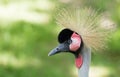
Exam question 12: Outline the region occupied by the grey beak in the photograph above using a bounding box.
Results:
[48,43,69,56]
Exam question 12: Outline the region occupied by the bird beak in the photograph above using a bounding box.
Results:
[48,42,69,56]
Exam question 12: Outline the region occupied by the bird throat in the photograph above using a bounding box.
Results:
[78,45,91,77]
[75,54,83,68]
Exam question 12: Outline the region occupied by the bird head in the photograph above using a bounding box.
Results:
[48,7,112,75]
[48,28,83,68]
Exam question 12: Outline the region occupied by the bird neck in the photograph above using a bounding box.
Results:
[78,45,91,77]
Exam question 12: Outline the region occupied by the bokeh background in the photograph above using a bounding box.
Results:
[0,0,119,77]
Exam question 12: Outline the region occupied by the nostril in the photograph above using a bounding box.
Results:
[56,48,59,51]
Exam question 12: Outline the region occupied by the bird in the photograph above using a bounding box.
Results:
[48,7,112,77]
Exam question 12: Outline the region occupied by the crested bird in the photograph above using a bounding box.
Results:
[48,7,112,77]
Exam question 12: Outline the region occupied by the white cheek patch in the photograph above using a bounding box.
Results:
[70,37,81,51]
[72,38,79,44]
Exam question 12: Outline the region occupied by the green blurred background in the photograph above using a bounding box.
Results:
[0,0,119,77]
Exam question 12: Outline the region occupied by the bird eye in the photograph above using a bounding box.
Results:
[68,39,72,44]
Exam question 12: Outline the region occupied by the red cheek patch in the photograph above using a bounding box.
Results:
[70,32,81,51]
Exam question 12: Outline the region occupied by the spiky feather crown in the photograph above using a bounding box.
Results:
[56,7,112,51]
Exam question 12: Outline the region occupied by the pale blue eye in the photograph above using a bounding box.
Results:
[68,39,72,44]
